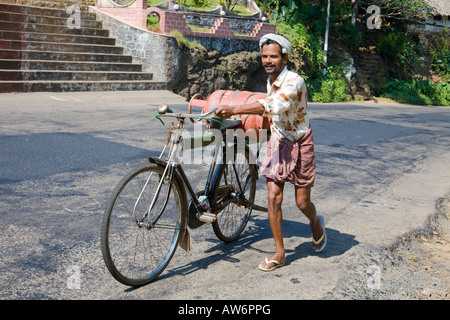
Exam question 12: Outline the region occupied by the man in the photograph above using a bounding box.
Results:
[215,33,326,272]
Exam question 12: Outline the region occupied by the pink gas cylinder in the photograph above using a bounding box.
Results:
[188,90,271,135]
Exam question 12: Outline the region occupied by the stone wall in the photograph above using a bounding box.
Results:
[184,35,260,55]
[173,48,267,100]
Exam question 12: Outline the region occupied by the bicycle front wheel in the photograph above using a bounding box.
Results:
[101,164,186,287]
[211,146,257,242]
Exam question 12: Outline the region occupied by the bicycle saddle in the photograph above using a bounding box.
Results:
[208,117,242,132]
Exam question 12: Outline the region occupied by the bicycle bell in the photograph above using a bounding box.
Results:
[158,104,169,114]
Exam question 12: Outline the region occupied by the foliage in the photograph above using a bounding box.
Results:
[218,0,236,11]
[381,78,450,106]
[335,19,362,48]
[275,22,324,77]
[253,0,447,105]
[378,31,424,80]
[427,27,450,78]
[147,13,160,31]
[310,66,349,102]
[359,0,429,24]
[378,30,449,105]
[255,0,357,101]
[192,0,211,8]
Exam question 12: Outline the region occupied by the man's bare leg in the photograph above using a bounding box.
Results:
[295,186,324,250]
[259,179,286,269]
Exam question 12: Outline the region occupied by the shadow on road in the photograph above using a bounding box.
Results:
[159,215,358,281]
[0,132,158,184]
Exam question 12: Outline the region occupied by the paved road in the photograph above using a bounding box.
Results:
[1,91,449,302]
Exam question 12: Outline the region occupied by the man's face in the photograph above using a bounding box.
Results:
[261,43,288,79]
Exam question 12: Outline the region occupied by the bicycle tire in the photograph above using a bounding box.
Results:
[211,145,257,242]
[101,164,187,286]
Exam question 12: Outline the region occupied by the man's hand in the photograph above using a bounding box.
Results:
[215,102,264,118]
[215,105,235,119]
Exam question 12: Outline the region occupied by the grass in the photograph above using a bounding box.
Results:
[187,25,211,32]
[169,30,206,51]
[147,14,160,31]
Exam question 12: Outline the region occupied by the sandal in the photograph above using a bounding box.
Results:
[258,258,285,272]
[312,215,327,253]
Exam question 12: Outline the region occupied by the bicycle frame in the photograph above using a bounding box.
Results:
[156,121,246,211]
[136,109,222,226]
[136,107,266,229]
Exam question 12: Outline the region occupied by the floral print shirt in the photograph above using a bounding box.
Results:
[258,66,310,142]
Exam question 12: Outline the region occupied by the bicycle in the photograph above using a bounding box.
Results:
[101,104,267,287]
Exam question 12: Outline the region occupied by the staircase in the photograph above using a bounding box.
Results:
[353,28,386,98]
[0,0,166,93]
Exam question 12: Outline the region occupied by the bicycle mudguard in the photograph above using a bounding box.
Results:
[148,156,167,167]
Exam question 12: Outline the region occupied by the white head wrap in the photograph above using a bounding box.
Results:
[259,33,292,54]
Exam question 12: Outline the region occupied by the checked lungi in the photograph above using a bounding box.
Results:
[260,127,315,188]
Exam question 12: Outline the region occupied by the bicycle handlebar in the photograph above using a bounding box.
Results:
[155,107,224,126]
[158,107,217,118]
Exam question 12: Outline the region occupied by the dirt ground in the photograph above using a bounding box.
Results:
[389,197,450,300]
[326,195,450,300]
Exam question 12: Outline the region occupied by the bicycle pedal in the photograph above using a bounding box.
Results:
[197,212,217,223]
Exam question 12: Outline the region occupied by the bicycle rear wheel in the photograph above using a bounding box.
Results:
[211,146,257,242]
[101,164,186,286]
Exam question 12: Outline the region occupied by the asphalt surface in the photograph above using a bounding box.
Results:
[0,90,449,302]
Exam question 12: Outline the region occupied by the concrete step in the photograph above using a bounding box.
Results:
[0,3,96,20]
[0,30,116,45]
[0,1,165,93]
[0,40,123,54]
[0,80,167,92]
[0,20,109,37]
[0,11,103,28]
[0,69,154,81]
[0,59,142,72]
[15,0,95,10]
[0,49,133,63]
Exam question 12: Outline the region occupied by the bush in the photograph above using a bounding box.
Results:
[276,22,324,76]
[435,81,450,106]
[310,66,349,103]
[337,19,362,48]
[381,78,450,106]
[428,28,450,78]
[378,31,424,79]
